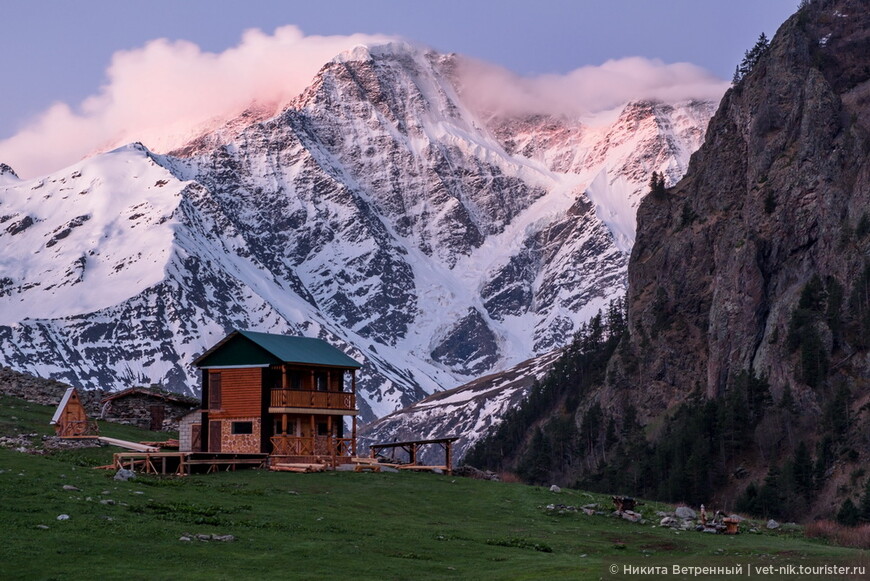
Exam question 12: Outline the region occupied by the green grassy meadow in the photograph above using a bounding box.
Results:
[0,395,866,580]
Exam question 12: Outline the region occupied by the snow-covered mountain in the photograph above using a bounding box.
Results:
[0,43,715,422]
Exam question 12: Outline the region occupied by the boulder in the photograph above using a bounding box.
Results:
[113,468,136,481]
[675,506,697,519]
[621,510,642,522]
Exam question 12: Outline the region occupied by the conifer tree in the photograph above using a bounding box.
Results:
[649,171,666,197]
[733,33,770,84]
[756,465,785,519]
[791,441,815,499]
[837,498,860,527]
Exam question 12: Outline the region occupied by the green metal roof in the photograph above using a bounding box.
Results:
[194,330,363,369]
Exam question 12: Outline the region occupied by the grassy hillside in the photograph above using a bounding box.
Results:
[0,395,866,580]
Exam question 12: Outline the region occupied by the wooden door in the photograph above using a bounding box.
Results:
[208,421,222,453]
[149,405,165,431]
[191,424,202,451]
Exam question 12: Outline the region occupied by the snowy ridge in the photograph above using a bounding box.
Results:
[360,350,562,462]
[0,144,184,324]
[0,43,714,425]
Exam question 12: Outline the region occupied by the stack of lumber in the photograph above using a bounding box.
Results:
[139,439,180,448]
[98,437,159,452]
[351,457,381,472]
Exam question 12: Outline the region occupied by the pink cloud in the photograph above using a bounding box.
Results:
[456,56,729,119]
[0,26,393,178]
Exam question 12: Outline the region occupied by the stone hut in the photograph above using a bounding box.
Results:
[100,387,198,431]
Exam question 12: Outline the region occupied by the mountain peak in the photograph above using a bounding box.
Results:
[331,41,424,65]
[0,163,19,180]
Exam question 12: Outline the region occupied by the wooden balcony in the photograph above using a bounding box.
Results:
[269,389,355,411]
[270,435,354,458]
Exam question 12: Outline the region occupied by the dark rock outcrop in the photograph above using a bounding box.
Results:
[598,0,870,509]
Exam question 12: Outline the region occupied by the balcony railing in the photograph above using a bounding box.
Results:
[270,435,354,458]
[270,389,355,410]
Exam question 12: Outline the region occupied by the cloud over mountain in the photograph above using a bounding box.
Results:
[0,26,393,178]
[456,56,729,120]
[0,27,727,178]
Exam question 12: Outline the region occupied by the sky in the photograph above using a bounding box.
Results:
[0,0,800,178]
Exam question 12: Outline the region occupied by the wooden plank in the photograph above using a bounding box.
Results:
[354,464,380,472]
[98,437,159,452]
[269,462,326,473]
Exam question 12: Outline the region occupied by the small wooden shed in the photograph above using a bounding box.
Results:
[51,387,98,437]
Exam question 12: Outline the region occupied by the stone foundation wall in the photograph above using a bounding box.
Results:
[220,417,261,454]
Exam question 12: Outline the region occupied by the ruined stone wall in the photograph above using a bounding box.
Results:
[102,393,196,431]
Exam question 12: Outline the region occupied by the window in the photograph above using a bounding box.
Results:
[208,373,221,409]
[315,372,328,391]
[231,421,253,435]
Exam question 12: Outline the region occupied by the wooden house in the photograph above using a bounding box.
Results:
[192,330,363,465]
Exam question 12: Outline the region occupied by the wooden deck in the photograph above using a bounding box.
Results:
[368,437,459,475]
[112,452,268,476]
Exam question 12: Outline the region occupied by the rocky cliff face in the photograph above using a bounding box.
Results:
[0,43,714,423]
[606,0,870,418]
[452,2,870,519]
[598,0,870,498]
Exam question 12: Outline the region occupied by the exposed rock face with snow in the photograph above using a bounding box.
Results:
[0,43,714,422]
[0,164,18,180]
[604,0,870,422]
[361,350,561,461]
